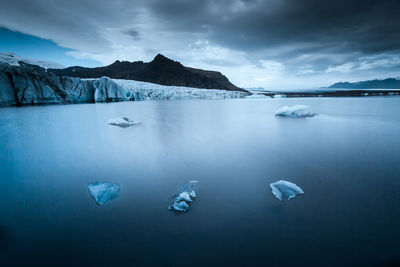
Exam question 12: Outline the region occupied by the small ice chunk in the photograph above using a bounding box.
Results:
[175,192,192,203]
[169,180,198,212]
[168,201,189,212]
[275,105,316,118]
[246,94,268,99]
[273,94,286,98]
[270,180,304,201]
[88,182,120,205]
[108,117,140,128]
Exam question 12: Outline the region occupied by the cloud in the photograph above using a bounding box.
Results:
[0,0,399,88]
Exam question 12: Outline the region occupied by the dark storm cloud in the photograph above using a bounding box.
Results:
[147,0,400,55]
[0,0,399,87]
[124,29,140,40]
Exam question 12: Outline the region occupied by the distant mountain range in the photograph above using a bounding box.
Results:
[49,54,244,92]
[0,52,65,69]
[329,78,400,89]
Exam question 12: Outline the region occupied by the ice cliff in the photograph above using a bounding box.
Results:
[113,79,248,101]
[0,62,130,107]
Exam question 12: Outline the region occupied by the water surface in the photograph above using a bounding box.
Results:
[0,97,400,266]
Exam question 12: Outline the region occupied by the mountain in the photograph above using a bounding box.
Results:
[329,78,400,89]
[49,54,245,92]
[0,52,65,69]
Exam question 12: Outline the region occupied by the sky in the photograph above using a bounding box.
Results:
[0,0,399,89]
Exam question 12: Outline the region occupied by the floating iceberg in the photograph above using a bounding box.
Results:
[108,117,140,128]
[273,94,286,98]
[175,192,192,203]
[168,180,198,212]
[170,201,190,212]
[88,182,120,205]
[269,180,304,201]
[275,105,317,118]
[245,93,269,99]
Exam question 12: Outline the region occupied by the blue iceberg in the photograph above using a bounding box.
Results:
[270,180,304,201]
[168,180,198,212]
[275,105,317,118]
[88,182,120,205]
[170,201,190,212]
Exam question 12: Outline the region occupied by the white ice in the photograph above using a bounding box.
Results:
[275,105,317,118]
[273,94,286,98]
[245,94,269,99]
[269,180,304,201]
[168,201,189,212]
[88,182,120,205]
[168,180,198,212]
[113,79,248,101]
[108,117,140,128]
[0,52,65,69]
[175,192,192,203]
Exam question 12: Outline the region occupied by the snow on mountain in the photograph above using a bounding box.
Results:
[0,52,65,69]
[112,79,249,101]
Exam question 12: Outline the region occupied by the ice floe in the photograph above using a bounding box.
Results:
[88,182,120,205]
[168,180,198,212]
[108,117,140,128]
[245,93,269,99]
[273,94,286,98]
[275,105,317,118]
[269,180,304,201]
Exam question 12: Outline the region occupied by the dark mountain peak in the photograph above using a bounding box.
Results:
[49,54,245,92]
[153,53,169,62]
[151,54,183,66]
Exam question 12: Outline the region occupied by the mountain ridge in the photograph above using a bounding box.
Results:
[49,54,245,92]
[329,78,400,89]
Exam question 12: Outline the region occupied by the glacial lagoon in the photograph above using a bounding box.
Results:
[0,97,400,265]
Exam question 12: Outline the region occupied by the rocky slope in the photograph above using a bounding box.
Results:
[49,54,245,92]
[0,62,131,107]
[329,78,400,89]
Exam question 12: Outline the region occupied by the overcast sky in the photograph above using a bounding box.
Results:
[0,0,399,89]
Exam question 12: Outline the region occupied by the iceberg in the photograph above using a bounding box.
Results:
[169,201,189,212]
[269,180,304,201]
[108,117,140,128]
[175,192,192,203]
[275,105,317,118]
[88,182,120,205]
[168,180,198,212]
[245,93,269,99]
[273,94,286,98]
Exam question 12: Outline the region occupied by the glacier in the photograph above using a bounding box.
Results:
[275,105,317,118]
[108,117,140,128]
[0,60,248,107]
[270,180,304,201]
[88,182,120,205]
[113,79,248,101]
[168,180,198,212]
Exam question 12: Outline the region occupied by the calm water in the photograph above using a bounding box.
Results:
[0,97,400,266]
